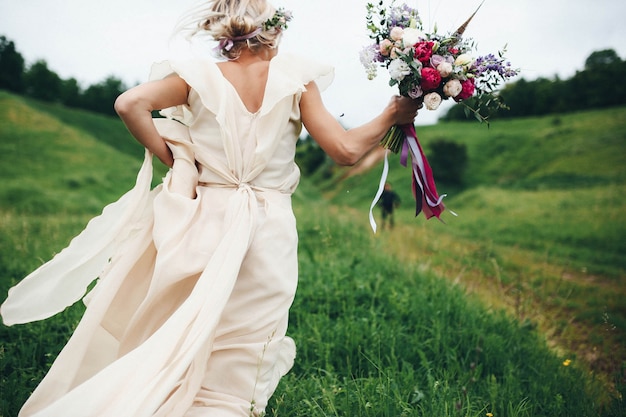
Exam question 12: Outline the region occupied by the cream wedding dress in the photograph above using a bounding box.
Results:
[1,53,333,417]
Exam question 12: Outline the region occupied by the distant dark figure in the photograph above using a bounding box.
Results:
[380,182,400,229]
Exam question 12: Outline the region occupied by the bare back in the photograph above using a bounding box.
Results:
[216,58,271,114]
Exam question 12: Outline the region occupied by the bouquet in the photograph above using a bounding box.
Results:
[361,1,519,230]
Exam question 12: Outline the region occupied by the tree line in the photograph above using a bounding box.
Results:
[0,35,126,116]
[1,35,625,121]
[443,49,626,121]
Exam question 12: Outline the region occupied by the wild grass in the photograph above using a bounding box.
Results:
[0,91,624,415]
[268,205,617,416]
[320,106,626,412]
[0,92,142,416]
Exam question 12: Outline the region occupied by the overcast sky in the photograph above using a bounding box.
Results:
[1,0,625,126]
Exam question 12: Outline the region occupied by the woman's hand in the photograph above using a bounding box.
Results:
[385,95,423,126]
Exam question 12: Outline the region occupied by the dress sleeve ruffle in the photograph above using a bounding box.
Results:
[261,53,334,117]
[275,52,335,92]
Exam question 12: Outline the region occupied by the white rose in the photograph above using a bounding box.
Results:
[402,27,425,47]
[388,59,411,81]
[437,62,453,78]
[443,79,463,97]
[454,53,474,68]
[423,92,442,110]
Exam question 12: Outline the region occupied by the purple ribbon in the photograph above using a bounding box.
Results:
[214,27,262,53]
[400,139,409,167]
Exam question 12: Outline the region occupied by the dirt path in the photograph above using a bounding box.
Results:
[374,219,625,403]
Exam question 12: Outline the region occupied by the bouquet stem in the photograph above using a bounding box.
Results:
[380,125,407,154]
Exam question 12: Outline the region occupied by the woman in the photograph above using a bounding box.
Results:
[1,1,421,415]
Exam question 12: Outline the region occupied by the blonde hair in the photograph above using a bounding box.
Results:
[176,0,282,60]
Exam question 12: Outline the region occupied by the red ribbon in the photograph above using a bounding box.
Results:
[399,124,446,220]
[369,124,449,232]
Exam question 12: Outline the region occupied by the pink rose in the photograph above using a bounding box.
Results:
[420,67,442,91]
[437,62,453,78]
[379,39,393,56]
[455,78,475,101]
[443,79,463,97]
[423,92,442,110]
[414,41,434,63]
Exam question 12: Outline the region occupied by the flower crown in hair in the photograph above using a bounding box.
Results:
[263,7,293,31]
[214,8,293,54]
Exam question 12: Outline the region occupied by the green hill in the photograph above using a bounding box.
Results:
[0,91,624,416]
[0,93,140,214]
[328,108,626,276]
[322,107,626,406]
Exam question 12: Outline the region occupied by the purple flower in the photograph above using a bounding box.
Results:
[408,84,424,99]
[388,4,421,29]
[473,54,519,80]
[430,54,445,68]
[360,44,383,80]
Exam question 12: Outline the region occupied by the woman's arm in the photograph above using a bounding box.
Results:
[300,81,422,166]
[114,75,190,167]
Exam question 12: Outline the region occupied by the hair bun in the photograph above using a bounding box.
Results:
[176,0,287,60]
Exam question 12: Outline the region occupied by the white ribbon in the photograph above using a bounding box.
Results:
[368,149,391,233]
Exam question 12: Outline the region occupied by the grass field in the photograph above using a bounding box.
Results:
[0,91,624,415]
[326,107,626,392]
